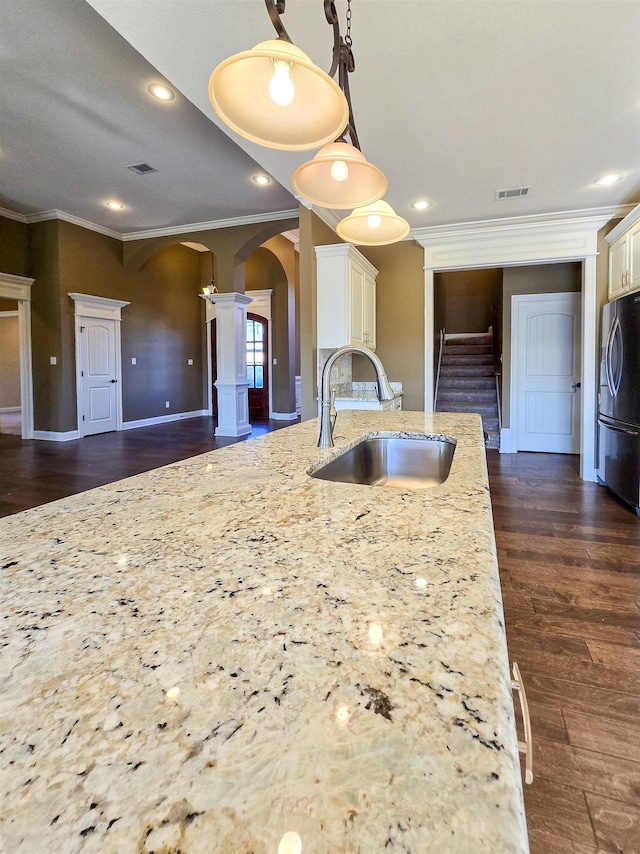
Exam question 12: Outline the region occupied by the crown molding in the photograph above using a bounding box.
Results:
[0,206,28,223]
[281,229,300,252]
[410,204,633,243]
[2,202,633,248]
[0,205,299,242]
[25,209,123,239]
[604,202,640,244]
[120,209,300,242]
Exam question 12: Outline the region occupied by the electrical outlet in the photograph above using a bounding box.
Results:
[131,357,137,365]
[273,358,277,365]
[165,401,170,408]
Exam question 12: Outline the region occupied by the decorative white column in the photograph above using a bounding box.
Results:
[207,292,253,437]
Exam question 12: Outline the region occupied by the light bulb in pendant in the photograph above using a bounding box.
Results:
[269,60,294,106]
[367,215,382,228]
[330,159,349,182]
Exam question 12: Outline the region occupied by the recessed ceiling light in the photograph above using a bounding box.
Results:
[411,199,432,211]
[252,174,271,185]
[148,83,175,101]
[106,200,124,210]
[594,173,623,187]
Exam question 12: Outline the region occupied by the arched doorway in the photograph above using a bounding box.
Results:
[246,313,269,421]
[209,309,270,422]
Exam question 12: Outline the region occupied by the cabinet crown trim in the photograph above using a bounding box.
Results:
[605,203,640,245]
[314,243,379,277]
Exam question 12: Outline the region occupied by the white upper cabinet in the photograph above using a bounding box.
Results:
[606,204,640,300]
[316,244,378,350]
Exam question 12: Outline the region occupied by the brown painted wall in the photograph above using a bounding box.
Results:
[434,269,502,335]
[0,313,20,408]
[501,262,581,428]
[58,221,204,424]
[0,216,29,277]
[299,208,343,419]
[359,241,426,411]
[29,220,67,431]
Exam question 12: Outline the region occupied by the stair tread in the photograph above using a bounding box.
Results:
[438,389,497,398]
[445,335,492,345]
[439,379,495,389]
[444,345,493,355]
[439,367,494,376]
[437,402,499,416]
[442,355,494,363]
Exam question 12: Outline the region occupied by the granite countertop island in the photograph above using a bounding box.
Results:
[0,411,528,853]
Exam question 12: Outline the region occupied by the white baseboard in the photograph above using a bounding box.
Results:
[122,409,208,431]
[499,427,517,453]
[32,429,81,442]
[0,406,21,413]
[271,411,298,421]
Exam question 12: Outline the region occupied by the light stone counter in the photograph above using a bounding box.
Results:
[0,411,528,853]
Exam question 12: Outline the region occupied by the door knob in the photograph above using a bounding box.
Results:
[110,379,117,383]
[571,382,581,392]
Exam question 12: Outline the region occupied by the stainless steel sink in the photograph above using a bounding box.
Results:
[310,433,455,489]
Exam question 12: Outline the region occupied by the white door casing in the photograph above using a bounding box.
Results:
[0,272,34,439]
[416,208,625,481]
[69,293,129,437]
[513,293,581,454]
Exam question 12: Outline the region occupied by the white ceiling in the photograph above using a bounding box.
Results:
[2,0,639,236]
[0,0,296,233]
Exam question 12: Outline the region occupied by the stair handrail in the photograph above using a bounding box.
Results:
[434,328,445,408]
[489,325,502,432]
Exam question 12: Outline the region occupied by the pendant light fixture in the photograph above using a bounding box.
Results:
[292,2,387,209]
[208,1,348,151]
[337,200,410,246]
[203,253,218,296]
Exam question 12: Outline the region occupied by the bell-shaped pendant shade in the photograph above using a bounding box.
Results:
[337,200,411,246]
[292,141,388,209]
[209,39,349,151]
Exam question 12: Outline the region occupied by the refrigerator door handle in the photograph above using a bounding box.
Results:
[613,318,624,396]
[598,418,639,437]
[604,318,615,397]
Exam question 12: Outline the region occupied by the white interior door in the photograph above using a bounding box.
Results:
[80,318,118,435]
[514,293,581,454]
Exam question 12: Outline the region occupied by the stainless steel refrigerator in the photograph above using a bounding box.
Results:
[598,291,640,514]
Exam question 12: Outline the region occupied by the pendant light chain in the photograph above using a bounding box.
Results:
[345,0,352,47]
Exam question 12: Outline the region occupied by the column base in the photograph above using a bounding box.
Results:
[214,382,251,437]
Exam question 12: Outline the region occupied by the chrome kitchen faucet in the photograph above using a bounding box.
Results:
[317,345,395,448]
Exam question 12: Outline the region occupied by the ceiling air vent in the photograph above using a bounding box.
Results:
[495,186,531,200]
[127,162,157,175]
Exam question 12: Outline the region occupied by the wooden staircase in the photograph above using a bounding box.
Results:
[436,333,500,449]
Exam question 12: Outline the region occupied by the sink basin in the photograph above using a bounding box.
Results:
[310,433,455,489]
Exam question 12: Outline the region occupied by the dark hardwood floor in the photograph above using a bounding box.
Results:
[1,420,639,852]
[489,451,640,854]
[0,416,296,517]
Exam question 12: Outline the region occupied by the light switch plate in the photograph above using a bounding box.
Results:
[188,358,193,365]
[131,357,137,365]
[49,356,57,365]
